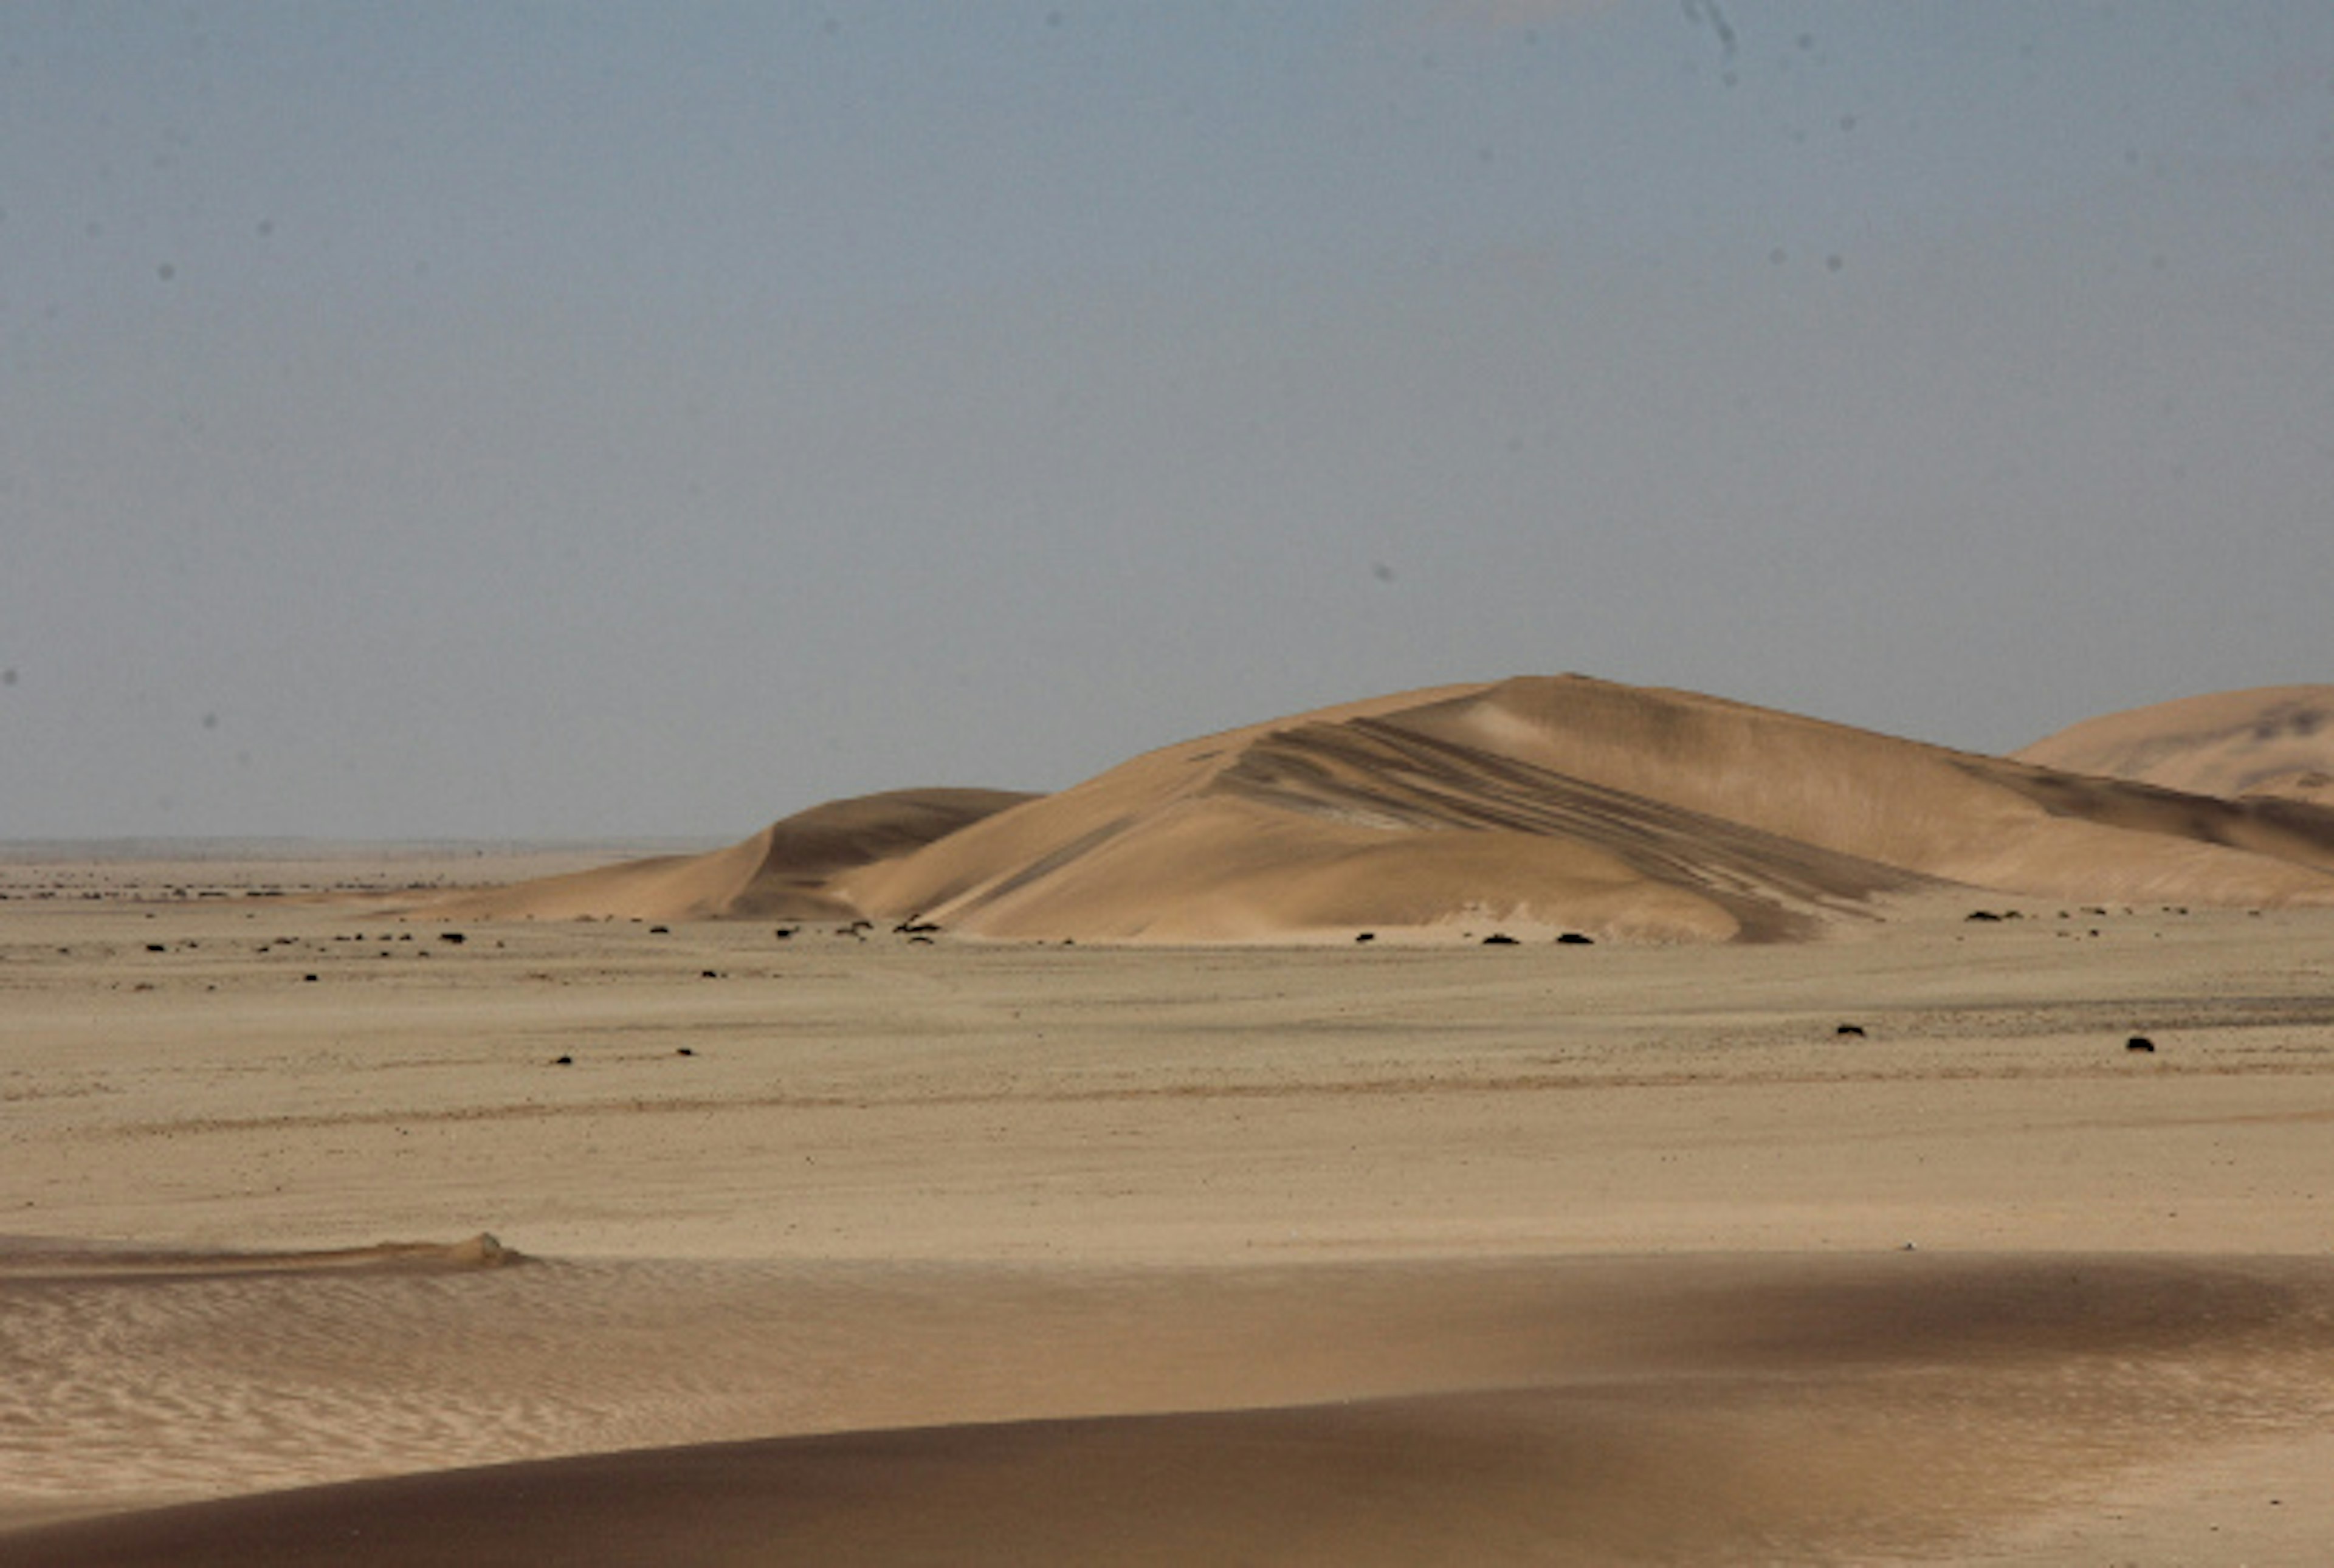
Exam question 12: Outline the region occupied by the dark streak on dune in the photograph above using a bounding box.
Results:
[0,1234,519,1284]
[1220,717,1936,940]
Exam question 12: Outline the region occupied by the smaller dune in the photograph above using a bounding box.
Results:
[414,788,1033,923]
[2016,685,2334,803]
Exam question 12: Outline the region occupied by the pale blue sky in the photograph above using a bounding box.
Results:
[5,2,2331,837]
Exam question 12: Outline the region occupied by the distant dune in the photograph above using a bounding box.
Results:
[2015,684,2334,807]
[419,788,1034,923]
[418,677,2334,942]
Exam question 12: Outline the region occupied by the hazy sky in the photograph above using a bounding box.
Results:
[5,2,2331,839]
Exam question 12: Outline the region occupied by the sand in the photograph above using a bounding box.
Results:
[2016,683,2334,805]
[5,847,2334,1563]
[413,677,2334,943]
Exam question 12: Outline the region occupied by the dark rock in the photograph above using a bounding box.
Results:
[2126,1036,2156,1053]
[1481,933,1518,946]
[1836,1023,1865,1037]
[1555,932,1595,945]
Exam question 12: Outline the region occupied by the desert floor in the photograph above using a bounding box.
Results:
[4,851,2333,1563]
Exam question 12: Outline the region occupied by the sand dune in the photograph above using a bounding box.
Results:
[403,678,2334,943]
[9,1253,2332,1566]
[416,788,1033,923]
[840,675,2334,942]
[2016,683,2334,806]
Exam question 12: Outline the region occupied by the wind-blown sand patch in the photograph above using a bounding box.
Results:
[5,1253,2332,1565]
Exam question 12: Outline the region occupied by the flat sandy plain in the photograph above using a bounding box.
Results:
[5,850,2334,1564]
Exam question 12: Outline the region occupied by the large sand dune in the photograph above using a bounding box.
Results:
[841,675,2334,942]
[417,676,2334,944]
[2016,683,2334,806]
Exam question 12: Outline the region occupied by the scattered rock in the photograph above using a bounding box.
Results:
[774,927,797,940]
[1964,910,2002,923]
[1482,933,1518,946]
[553,1054,573,1066]
[1836,1023,1866,1037]
[303,973,318,983]
[676,1047,694,1057]
[700,969,721,980]
[1355,932,1376,943]
[895,918,941,935]
[2126,1036,2157,1053]
[439,931,466,944]
[650,925,671,935]
[1555,932,1595,946]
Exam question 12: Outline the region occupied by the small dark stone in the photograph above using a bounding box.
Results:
[553,1054,573,1065]
[1482,933,1518,946]
[146,943,166,953]
[1355,932,1376,943]
[303,973,318,983]
[439,931,466,944]
[676,1047,694,1057]
[1965,910,2002,923]
[774,927,796,940]
[2126,1036,2156,1053]
[650,925,671,935]
[1555,932,1595,945]
[700,969,720,979]
[1836,1023,1865,1037]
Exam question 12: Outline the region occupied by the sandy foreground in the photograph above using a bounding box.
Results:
[4,851,2333,1563]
